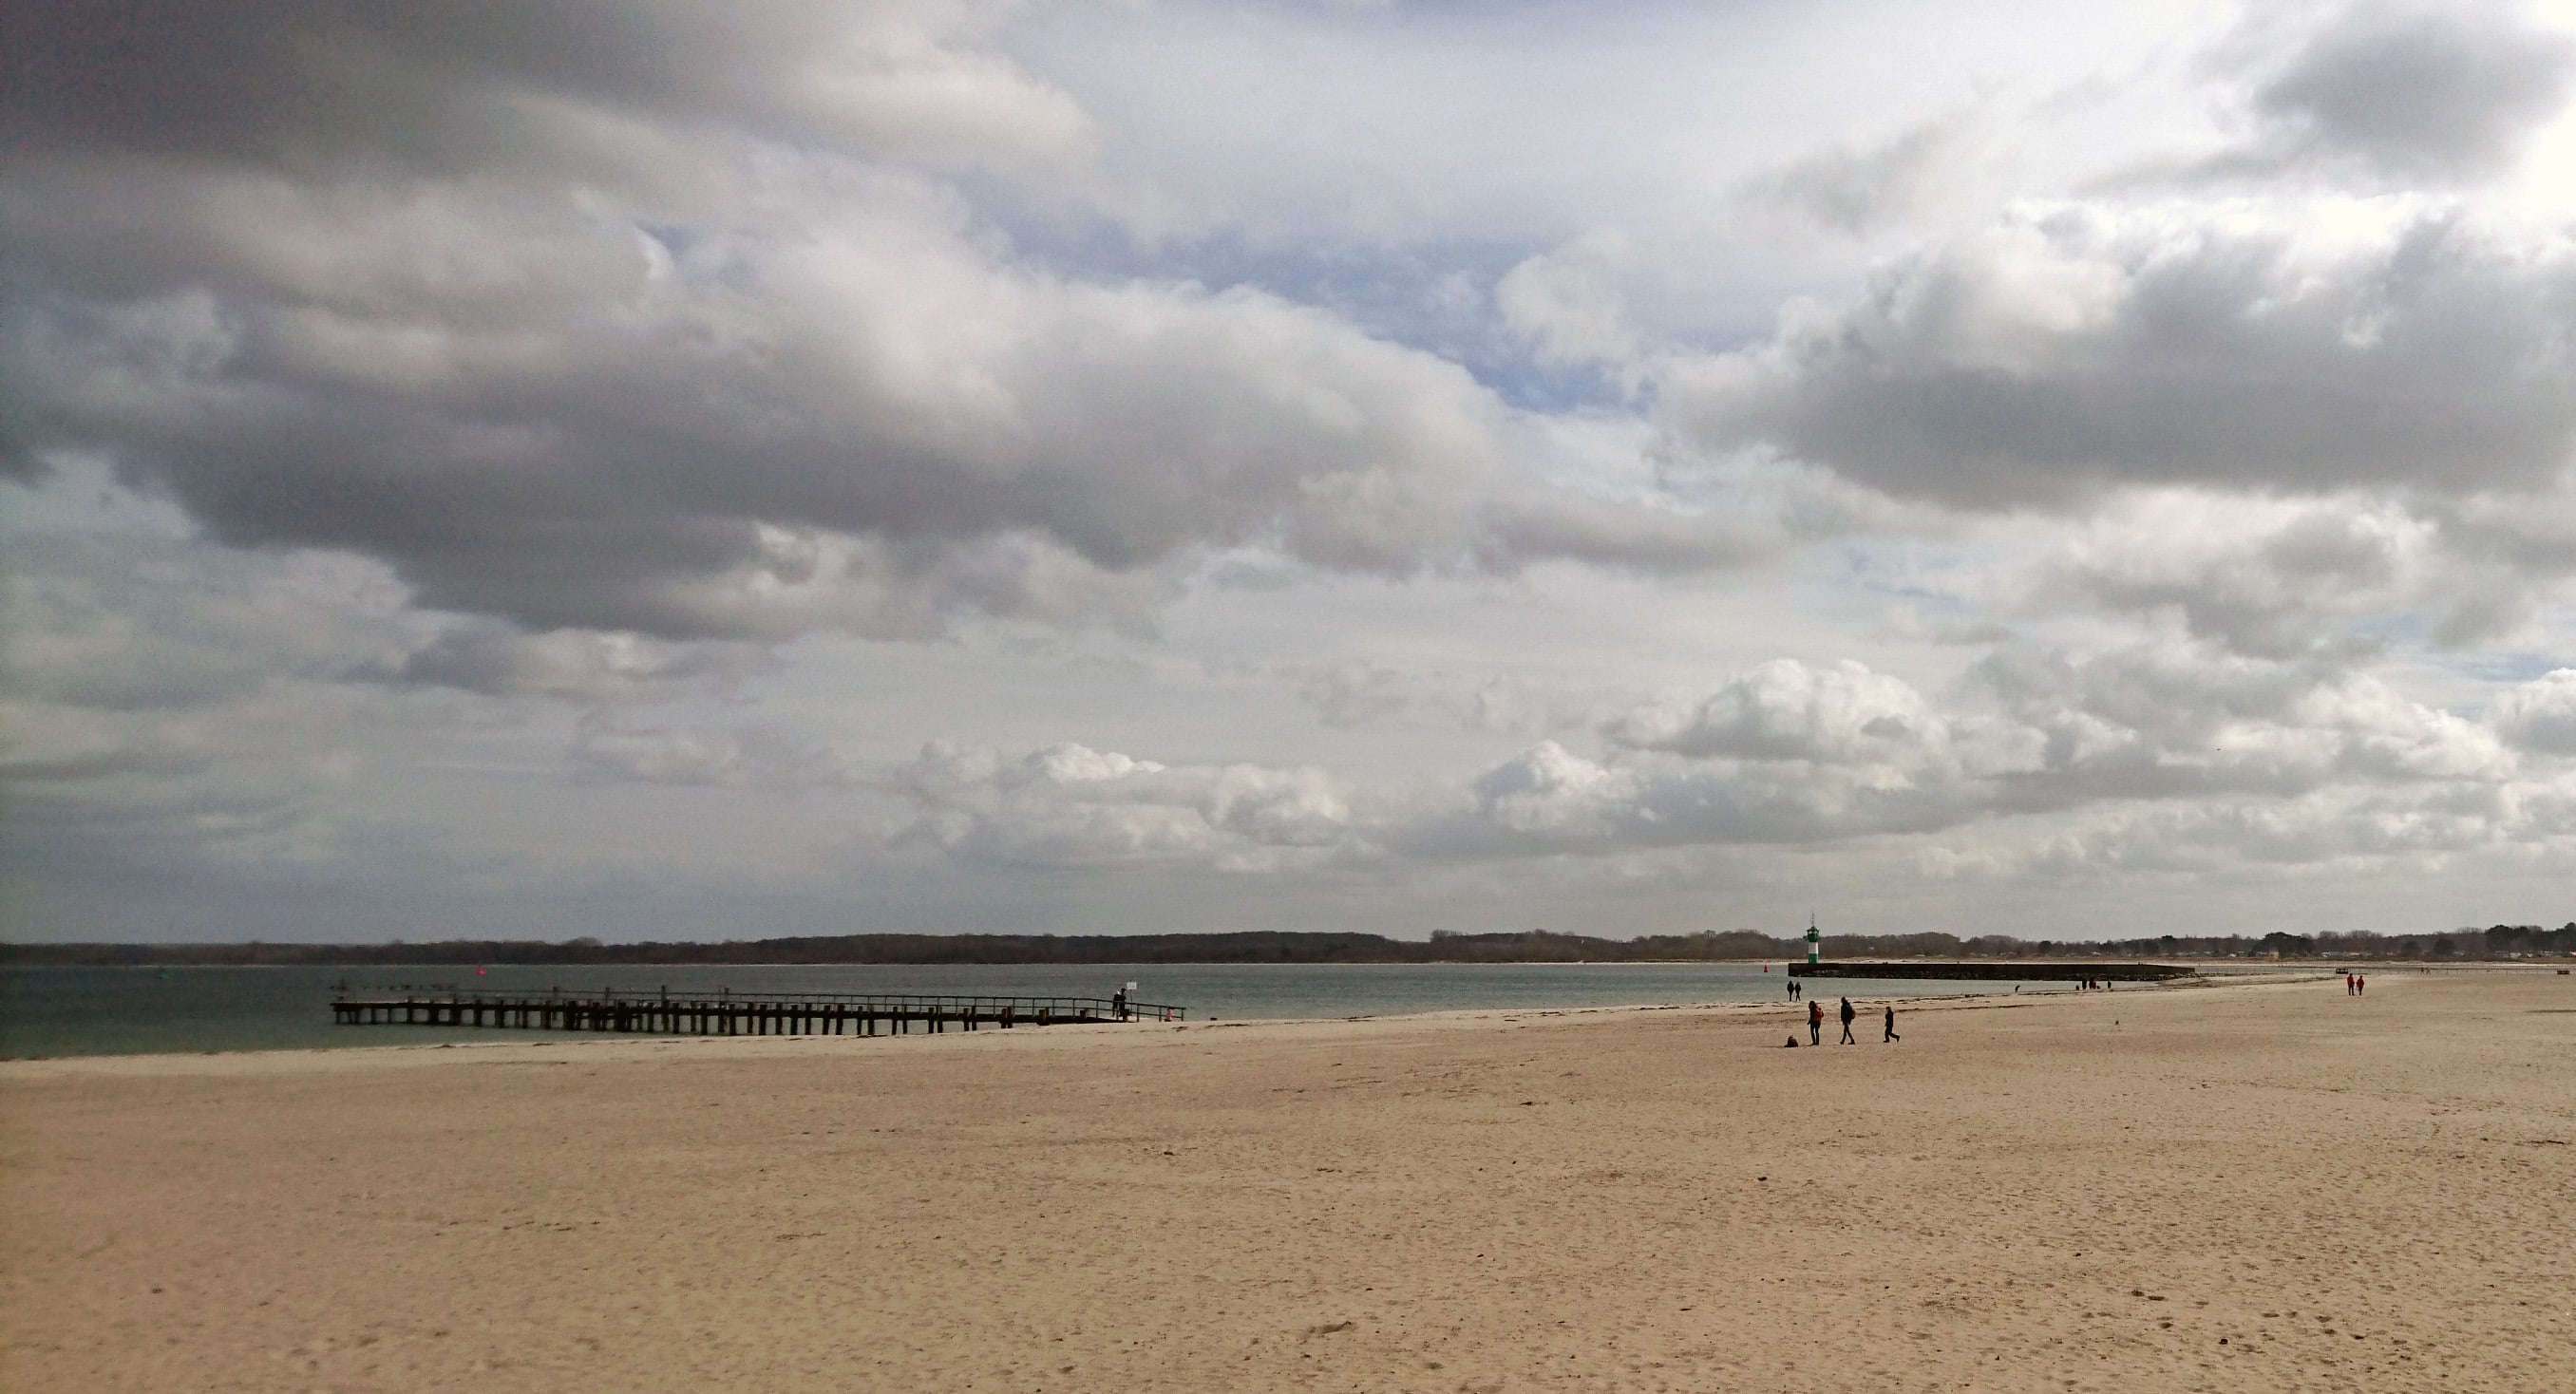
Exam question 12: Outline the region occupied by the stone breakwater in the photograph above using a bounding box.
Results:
[1791,960,2195,981]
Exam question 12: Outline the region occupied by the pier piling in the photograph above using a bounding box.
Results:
[331,989,1184,1038]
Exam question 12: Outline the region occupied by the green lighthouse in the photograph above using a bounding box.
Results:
[1805,914,1820,967]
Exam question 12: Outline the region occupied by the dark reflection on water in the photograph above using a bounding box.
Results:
[3,961,2093,1059]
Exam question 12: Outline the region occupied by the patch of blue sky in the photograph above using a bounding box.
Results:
[2352,616,2572,684]
[976,200,1638,413]
[2352,612,2431,649]
[2448,651,2567,684]
[635,221,694,259]
[1832,545,1968,605]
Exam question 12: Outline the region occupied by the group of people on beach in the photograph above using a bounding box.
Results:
[2074,977,2112,990]
[1788,994,1895,1046]
[2344,972,2368,996]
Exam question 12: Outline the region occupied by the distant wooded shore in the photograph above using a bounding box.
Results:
[7,923,2570,967]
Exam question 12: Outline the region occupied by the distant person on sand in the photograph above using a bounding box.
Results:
[1838,996,1856,1045]
[1112,988,1128,1021]
[2345,972,2355,996]
[1884,1004,1899,1043]
[1808,998,1823,1046]
[2357,975,2366,996]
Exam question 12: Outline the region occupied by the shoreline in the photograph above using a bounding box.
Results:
[0,969,2346,1077]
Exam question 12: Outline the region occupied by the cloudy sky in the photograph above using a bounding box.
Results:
[8,0,2576,944]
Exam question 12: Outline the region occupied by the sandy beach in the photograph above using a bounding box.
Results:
[4,970,2570,1392]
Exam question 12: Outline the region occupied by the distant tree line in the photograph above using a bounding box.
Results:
[1803,924,2576,961]
[2052,924,2576,961]
[6,922,2571,967]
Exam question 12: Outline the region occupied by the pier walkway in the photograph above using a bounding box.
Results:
[331,988,1185,1036]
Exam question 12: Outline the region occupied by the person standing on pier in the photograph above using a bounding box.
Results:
[1838,996,1856,1045]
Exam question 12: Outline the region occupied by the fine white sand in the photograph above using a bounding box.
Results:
[4,970,2571,1392]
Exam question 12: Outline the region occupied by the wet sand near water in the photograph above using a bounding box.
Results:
[4,970,2571,1392]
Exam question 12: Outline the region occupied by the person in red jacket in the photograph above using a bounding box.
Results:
[1808,998,1823,1046]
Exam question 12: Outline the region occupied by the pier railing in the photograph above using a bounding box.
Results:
[330,988,1185,1036]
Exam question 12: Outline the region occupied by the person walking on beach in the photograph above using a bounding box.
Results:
[1838,996,1856,1045]
[1883,1003,1899,1043]
[1808,998,1823,1046]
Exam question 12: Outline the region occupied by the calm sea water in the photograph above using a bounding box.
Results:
[1,961,2095,1059]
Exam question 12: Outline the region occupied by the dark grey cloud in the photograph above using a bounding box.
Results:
[2242,1,2576,182]
[3,3,1754,646]
[0,740,220,785]
[0,0,1087,179]
[1750,112,1970,235]
[2044,499,2417,660]
[1660,205,2576,506]
[2,217,1539,637]
[369,621,757,701]
[0,531,407,709]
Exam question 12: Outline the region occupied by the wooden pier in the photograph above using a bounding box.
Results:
[331,988,1184,1037]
